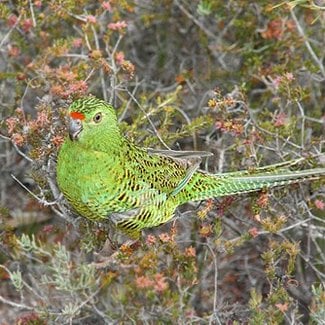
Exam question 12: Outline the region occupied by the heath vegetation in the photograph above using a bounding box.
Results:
[0,1,324,323]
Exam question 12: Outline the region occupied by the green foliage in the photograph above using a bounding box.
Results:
[310,284,325,324]
[2,231,199,323]
[197,1,213,16]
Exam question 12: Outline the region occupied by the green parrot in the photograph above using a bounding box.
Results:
[56,96,325,238]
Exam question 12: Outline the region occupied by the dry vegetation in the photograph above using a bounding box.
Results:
[0,1,324,324]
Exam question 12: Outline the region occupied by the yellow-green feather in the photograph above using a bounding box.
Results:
[56,97,325,237]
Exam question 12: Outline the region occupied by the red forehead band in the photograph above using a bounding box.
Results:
[70,112,85,120]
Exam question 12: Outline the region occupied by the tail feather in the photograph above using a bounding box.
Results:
[182,167,325,203]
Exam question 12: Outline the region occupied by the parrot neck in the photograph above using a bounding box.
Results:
[75,127,125,154]
[96,128,125,153]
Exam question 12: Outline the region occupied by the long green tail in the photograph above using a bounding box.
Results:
[181,167,325,203]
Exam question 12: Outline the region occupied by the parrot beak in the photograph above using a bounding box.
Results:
[68,118,83,141]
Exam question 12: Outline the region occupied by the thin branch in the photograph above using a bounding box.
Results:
[0,15,22,49]
[0,133,33,163]
[11,174,57,206]
[296,101,305,149]
[125,89,171,150]
[175,0,218,41]
[91,24,107,101]
[28,0,37,27]
[0,295,34,311]
[291,9,325,78]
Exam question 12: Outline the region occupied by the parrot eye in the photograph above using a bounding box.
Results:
[93,112,102,123]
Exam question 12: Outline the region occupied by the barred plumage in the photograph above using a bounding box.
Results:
[56,97,325,237]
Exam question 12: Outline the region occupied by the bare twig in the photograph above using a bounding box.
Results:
[28,0,37,27]
[11,174,57,206]
[0,295,33,311]
[125,89,172,150]
[0,15,21,49]
[0,134,33,163]
[291,9,325,78]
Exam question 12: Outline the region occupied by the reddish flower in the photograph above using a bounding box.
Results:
[215,121,223,129]
[16,73,27,81]
[159,233,171,243]
[154,273,168,292]
[257,192,269,208]
[15,107,24,116]
[231,121,244,135]
[36,111,50,127]
[261,19,283,40]
[135,276,154,289]
[50,84,65,97]
[51,135,65,147]
[42,224,54,233]
[68,80,88,95]
[22,19,33,33]
[7,14,18,27]
[115,51,125,65]
[34,0,42,8]
[274,112,288,127]
[56,66,76,81]
[315,199,325,210]
[11,133,25,146]
[275,302,288,313]
[248,227,259,238]
[273,76,282,89]
[286,19,296,31]
[146,234,156,245]
[72,38,83,48]
[15,312,44,325]
[121,60,135,78]
[175,74,186,85]
[273,73,293,89]
[86,15,97,24]
[108,21,127,31]
[285,72,294,81]
[102,1,112,12]
[185,246,196,257]
[6,117,18,135]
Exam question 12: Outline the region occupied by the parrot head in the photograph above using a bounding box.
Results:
[66,96,121,148]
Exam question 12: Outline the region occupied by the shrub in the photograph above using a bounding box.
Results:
[0,1,324,323]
